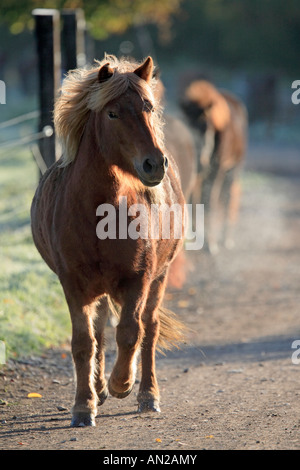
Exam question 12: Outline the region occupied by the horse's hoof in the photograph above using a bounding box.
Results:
[108,378,133,399]
[138,399,161,413]
[71,412,96,427]
[97,387,109,405]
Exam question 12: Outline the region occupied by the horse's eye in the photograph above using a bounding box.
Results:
[143,100,154,113]
[108,111,119,119]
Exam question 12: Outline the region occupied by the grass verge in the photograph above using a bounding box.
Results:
[0,147,70,361]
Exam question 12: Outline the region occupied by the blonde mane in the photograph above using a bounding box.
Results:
[54,55,165,166]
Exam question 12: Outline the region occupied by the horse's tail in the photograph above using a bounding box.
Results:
[157,306,187,353]
[107,296,187,352]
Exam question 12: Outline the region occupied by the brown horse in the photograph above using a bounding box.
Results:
[31,55,186,427]
[180,80,248,254]
[153,77,197,288]
[154,77,197,203]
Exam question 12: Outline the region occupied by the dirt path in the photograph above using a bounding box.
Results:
[1,166,300,451]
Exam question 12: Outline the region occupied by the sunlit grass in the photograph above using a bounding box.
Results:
[0,147,70,360]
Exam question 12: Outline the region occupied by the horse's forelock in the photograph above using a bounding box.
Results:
[88,69,155,112]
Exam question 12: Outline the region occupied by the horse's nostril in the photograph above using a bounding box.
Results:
[143,158,154,174]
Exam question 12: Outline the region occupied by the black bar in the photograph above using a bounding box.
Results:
[61,9,86,74]
[32,9,61,170]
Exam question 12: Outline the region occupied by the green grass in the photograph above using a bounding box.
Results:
[0,147,70,360]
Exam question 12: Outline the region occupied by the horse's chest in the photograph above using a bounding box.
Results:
[96,235,176,279]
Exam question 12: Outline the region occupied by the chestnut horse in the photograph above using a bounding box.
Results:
[31,56,186,427]
[180,80,248,254]
[153,76,197,288]
[154,76,197,203]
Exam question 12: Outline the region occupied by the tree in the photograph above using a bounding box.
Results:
[0,0,182,39]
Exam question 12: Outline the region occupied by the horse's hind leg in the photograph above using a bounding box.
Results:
[209,169,226,254]
[224,177,241,249]
[94,296,110,405]
[108,276,147,399]
[137,273,167,413]
[63,287,98,427]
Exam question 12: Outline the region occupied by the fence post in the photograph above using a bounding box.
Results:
[32,9,61,170]
[61,9,86,73]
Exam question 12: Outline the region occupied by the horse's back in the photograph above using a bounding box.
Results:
[221,90,248,163]
[164,114,197,202]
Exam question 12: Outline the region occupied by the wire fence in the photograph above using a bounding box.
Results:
[0,110,52,174]
[0,111,39,130]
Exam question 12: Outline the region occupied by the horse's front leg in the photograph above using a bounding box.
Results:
[64,289,98,427]
[94,295,110,405]
[137,273,167,413]
[108,277,147,399]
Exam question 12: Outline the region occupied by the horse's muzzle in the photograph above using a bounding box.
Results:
[135,155,168,187]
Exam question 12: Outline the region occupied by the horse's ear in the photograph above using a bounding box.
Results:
[98,63,114,83]
[134,56,153,83]
[209,94,231,131]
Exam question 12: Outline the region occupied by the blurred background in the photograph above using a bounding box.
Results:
[1,0,300,153]
[0,0,300,358]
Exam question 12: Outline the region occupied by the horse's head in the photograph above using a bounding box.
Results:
[180,80,232,170]
[180,80,231,134]
[96,57,168,187]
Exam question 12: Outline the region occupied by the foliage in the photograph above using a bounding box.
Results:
[1,0,299,73]
[162,0,300,73]
[0,0,182,39]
